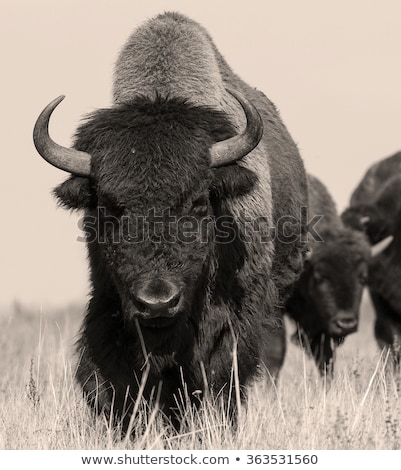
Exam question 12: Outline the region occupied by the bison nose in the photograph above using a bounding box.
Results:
[335,312,358,333]
[133,279,181,316]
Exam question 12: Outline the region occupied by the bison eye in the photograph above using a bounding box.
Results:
[358,273,368,285]
[357,264,368,285]
[98,194,125,216]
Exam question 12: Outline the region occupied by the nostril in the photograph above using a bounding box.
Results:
[134,298,149,313]
[167,293,180,309]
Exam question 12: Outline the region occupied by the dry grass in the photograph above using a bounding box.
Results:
[0,294,400,450]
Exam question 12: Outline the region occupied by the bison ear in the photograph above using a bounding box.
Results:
[53,176,97,210]
[209,165,258,199]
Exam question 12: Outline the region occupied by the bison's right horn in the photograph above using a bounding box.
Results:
[33,95,92,176]
[209,88,263,168]
[371,235,394,257]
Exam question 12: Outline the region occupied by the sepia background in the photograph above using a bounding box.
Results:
[1,0,400,310]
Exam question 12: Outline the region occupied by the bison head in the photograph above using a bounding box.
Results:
[33,90,262,331]
[341,204,394,246]
[342,174,401,247]
[302,229,370,337]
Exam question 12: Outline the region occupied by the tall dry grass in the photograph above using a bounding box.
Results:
[0,294,399,450]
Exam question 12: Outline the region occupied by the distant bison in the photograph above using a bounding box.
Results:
[33,12,308,430]
[286,175,371,376]
[342,151,401,244]
[342,151,401,364]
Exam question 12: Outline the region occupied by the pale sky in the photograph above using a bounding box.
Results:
[1,0,400,309]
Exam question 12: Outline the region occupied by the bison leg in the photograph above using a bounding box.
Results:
[75,351,114,420]
[260,315,286,382]
[310,334,335,378]
[371,292,401,367]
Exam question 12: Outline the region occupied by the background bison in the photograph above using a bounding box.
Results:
[286,175,371,376]
[342,151,401,244]
[342,151,401,365]
[33,12,307,429]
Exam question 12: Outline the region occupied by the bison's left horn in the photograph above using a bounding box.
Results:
[371,235,394,257]
[209,88,263,167]
[33,95,92,176]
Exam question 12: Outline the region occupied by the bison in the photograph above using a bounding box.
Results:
[286,175,371,376]
[341,151,401,244]
[342,151,401,365]
[33,12,308,429]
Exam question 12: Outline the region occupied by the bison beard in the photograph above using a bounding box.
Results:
[34,12,308,434]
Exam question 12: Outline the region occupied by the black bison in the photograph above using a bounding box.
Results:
[286,175,371,376]
[33,12,308,429]
[342,151,401,364]
[342,151,401,244]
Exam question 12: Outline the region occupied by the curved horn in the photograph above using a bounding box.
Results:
[209,88,263,168]
[371,235,394,257]
[33,95,91,176]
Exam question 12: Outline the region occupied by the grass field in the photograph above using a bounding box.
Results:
[0,293,400,450]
